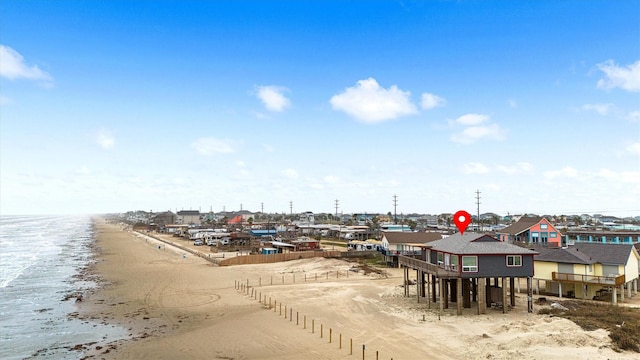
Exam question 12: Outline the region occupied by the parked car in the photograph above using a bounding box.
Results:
[193,239,204,246]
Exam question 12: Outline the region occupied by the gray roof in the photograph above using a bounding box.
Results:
[533,243,636,265]
[429,233,538,255]
[534,246,596,264]
[382,232,442,245]
[573,243,635,265]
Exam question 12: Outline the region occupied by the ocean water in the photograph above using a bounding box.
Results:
[0,215,126,359]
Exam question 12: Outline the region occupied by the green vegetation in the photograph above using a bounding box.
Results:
[538,300,640,352]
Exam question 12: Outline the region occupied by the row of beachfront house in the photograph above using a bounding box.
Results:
[381,216,639,315]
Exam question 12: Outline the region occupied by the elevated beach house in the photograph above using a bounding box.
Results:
[532,243,639,304]
[496,216,561,247]
[398,233,538,315]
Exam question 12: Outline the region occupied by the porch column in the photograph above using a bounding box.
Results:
[510,277,515,306]
[502,277,508,314]
[558,282,562,299]
[420,271,426,299]
[536,279,540,295]
[477,278,486,314]
[416,269,423,304]
[612,286,618,305]
[527,277,533,313]
[627,282,632,298]
[431,275,437,303]
[634,278,638,295]
[620,284,624,301]
[439,278,444,314]
[456,278,463,315]
[403,267,408,297]
[426,273,431,309]
[516,277,521,294]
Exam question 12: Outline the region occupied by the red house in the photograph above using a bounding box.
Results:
[496,216,561,247]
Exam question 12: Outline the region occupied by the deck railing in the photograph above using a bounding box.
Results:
[552,272,625,286]
[398,255,459,278]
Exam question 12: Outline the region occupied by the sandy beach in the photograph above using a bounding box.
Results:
[78,218,639,359]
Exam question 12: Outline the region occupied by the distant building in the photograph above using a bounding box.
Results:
[177,210,201,226]
[533,243,639,303]
[565,230,639,245]
[381,231,442,267]
[496,216,561,247]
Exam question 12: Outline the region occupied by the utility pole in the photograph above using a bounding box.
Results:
[393,194,398,224]
[289,201,293,217]
[475,190,481,231]
[334,200,339,222]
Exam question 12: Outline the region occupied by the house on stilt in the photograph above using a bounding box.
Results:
[399,232,538,315]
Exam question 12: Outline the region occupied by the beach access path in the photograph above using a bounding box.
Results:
[79,218,638,359]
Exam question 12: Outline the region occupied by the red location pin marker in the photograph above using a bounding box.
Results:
[453,210,472,235]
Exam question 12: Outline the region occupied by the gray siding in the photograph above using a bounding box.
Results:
[427,250,535,278]
[462,254,534,278]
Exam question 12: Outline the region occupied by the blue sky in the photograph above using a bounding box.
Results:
[1,1,639,217]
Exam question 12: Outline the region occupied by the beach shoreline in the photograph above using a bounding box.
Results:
[78,218,638,359]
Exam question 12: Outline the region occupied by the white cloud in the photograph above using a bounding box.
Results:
[460,162,489,174]
[596,59,640,92]
[582,103,615,115]
[509,100,518,108]
[626,142,640,156]
[450,113,489,126]
[0,45,53,86]
[282,168,299,179]
[330,77,417,123]
[497,162,533,175]
[96,129,115,149]
[448,113,507,144]
[255,85,291,112]
[543,166,579,179]
[450,123,507,144]
[420,92,446,109]
[191,137,235,155]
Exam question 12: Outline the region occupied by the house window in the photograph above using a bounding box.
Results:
[550,232,557,238]
[540,223,548,230]
[451,255,459,271]
[462,256,477,272]
[437,252,444,265]
[506,255,522,267]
